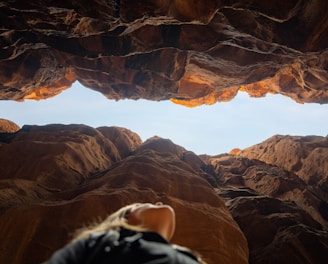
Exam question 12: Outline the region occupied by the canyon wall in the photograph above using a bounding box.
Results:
[1,1,328,263]
[0,121,327,263]
[0,0,327,105]
[204,135,328,263]
[0,122,248,264]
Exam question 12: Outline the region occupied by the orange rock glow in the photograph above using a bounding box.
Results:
[23,70,76,100]
[0,0,327,104]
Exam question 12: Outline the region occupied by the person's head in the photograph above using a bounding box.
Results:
[127,202,176,241]
[73,202,176,241]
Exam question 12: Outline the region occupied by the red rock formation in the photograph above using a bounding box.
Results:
[0,118,20,133]
[227,196,328,264]
[0,0,327,105]
[238,135,328,203]
[208,153,328,227]
[1,1,328,262]
[0,124,248,264]
[97,126,143,159]
[1,124,328,263]
[204,135,328,263]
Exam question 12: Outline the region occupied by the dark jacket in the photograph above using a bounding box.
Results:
[42,228,201,264]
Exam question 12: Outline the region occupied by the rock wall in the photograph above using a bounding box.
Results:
[204,135,328,263]
[1,122,327,263]
[0,118,20,133]
[238,135,328,202]
[1,0,328,263]
[0,0,327,105]
[0,123,248,264]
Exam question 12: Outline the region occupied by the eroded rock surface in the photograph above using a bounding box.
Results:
[0,124,248,264]
[227,196,328,264]
[0,118,20,133]
[0,0,327,105]
[204,135,328,263]
[1,124,328,263]
[238,135,328,203]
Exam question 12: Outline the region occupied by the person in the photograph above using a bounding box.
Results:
[43,202,205,263]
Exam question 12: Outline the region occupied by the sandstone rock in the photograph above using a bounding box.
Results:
[0,124,122,191]
[134,136,186,157]
[1,123,328,263]
[208,151,328,225]
[1,1,327,262]
[0,0,327,105]
[97,126,142,159]
[0,124,248,264]
[238,135,328,202]
[0,118,20,133]
[227,196,328,264]
[204,136,328,263]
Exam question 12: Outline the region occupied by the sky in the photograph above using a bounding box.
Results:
[1,81,327,155]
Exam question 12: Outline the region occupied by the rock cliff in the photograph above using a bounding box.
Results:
[1,1,328,263]
[0,118,20,133]
[0,0,327,105]
[205,135,328,263]
[0,123,327,264]
[0,123,248,264]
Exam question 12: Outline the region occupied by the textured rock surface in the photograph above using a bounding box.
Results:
[204,135,328,263]
[227,196,328,264]
[0,0,327,105]
[0,2,328,262]
[238,135,328,203]
[0,118,20,133]
[1,124,328,263]
[0,124,248,264]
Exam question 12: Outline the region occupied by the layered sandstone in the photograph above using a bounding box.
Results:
[227,195,328,264]
[1,124,328,263]
[238,135,328,203]
[0,124,248,264]
[0,0,327,105]
[0,118,20,133]
[203,135,328,263]
[1,1,328,263]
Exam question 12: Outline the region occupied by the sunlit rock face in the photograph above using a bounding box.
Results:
[1,124,328,263]
[0,0,327,105]
[204,134,328,263]
[238,135,328,205]
[0,124,248,264]
[0,118,20,133]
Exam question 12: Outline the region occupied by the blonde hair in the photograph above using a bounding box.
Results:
[72,203,145,242]
[71,203,207,263]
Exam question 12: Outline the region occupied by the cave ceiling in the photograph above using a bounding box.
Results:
[0,0,327,106]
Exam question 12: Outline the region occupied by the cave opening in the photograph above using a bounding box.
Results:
[1,1,328,263]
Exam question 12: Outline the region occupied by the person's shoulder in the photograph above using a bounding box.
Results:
[42,237,89,264]
[173,245,202,264]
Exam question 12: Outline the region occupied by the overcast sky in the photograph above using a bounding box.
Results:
[1,82,327,155]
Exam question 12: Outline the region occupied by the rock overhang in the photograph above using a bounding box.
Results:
[0,0,327,106]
